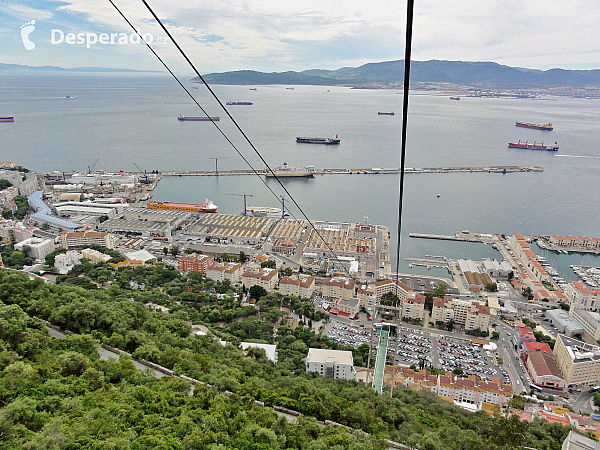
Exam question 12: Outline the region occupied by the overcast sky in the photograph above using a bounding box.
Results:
[1,0,600,73]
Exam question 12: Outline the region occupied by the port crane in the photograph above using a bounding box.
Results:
[226,193,253,216]
[87,157,100,174]
[131,161,149,185]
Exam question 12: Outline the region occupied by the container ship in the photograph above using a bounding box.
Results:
[0,116,14,122]
[508,140,559,151]
[146,200,217,213]
[378,111,395,115]
[265,163,314,178]
[178,115,220,121]
[226,101,253,105]
[296,136,340,145]
[515,121,553,131]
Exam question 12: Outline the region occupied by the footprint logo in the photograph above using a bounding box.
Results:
[20,20,36,50]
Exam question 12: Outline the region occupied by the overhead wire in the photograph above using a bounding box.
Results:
[394,0,415,297]
[108,0,354,278]
[106,0,292,222]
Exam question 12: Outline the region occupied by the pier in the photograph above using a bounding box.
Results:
[160,165,543,177]
[409,232,495,244]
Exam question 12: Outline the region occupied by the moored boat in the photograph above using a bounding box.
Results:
[146,199,217,213]
[265,162,315,178]
[515,121,553,131]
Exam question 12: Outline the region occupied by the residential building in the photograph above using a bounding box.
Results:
[205,262,243,284]
[570,309,600,343]
[278,274,315,298]
[240,342,277,363]
[54,250,83,274]
[523,351,566,390]
[15,237,56,260]
[335,298,360,317]
[321,276,356,300]
[401,294,426,322]
[81,248,112,263]
[272,237,297,255]
[392,368,513,409]
[550,235,600,252]
[564,282,600,311]
[562,430,600,450]
[545,309,585,337]
[523,341,553,354]
[59,230,116,249]
[306,348,356,380]
[178,253,215,274]
[431,297,491,332]
[357,283,377,311]
[0,220,32,244]
[553,335,600,387]
[242,268,279,292]
[513,326,536,352]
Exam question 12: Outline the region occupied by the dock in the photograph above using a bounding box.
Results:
[160,165,543,177]
[409,232,495,244]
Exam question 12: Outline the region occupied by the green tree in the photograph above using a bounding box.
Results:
[559,302,570,311]
[260,260,276,269]
[485,282,498,292]
[239,251,248,263]
[249,285,267,300]
[453,367,463,376]
[433,284,448,297]
[170,245,180,257]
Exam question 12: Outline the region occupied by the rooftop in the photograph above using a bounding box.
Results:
[527,351,564,378]
[307,348,354,365]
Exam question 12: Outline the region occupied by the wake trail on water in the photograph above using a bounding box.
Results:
[519,173,557,227]
[554,154,600,159]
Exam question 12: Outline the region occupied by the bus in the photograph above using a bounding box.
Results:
[530,383,543,392]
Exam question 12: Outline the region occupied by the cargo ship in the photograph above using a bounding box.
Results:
[296,136,340,145]
[146,199,217,213]
[450,96,460,101]
[178,115,219,121]
[0,116,14,122]
[508,140,559,151]
[226,101,253,105]
[515,121,553,131]
[249,88,257,91]
[265,163,314,178]
[378,111,395,115]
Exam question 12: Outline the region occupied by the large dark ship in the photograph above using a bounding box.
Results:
[0,116,14,122]
[508,140,559,151]
[515,121,553,131]
[226,101,253,105]
[178,115,220,121]
[296,136,340,145]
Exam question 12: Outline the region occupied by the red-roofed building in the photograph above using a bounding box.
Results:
[279,274,315,298]
[178,253,215,274]
[242,268,279,292]
[321,276,356,300]
[523,341,553,354]
[523,351,566,390]
[205,262,243,283]
[401,293,426,322]
[565,281,600,311]
[513,326,536,352]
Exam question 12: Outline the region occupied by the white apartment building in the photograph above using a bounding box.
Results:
[570,309,600,342]
[401,294,426,322]
[553,334,600,387]
[54,250,83,274]
[205,262,243,284]
[321,276,356,300]
[431,297,491,332]
[81,248,112,263]
[242,268,279,292]
[278,274,316,299]
[15,237,56,260]
[59,230,116,250]
[306,348,356,380]
[564,282,600,311]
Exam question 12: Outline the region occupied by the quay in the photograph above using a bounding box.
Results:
[160,165,543,177]
[404,257,449,264]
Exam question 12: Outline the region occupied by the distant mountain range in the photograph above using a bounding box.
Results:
[197,60,600,88]
[0,63,161,74]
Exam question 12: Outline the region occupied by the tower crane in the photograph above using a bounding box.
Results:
[132,161,149,185]
[226,193,253,216]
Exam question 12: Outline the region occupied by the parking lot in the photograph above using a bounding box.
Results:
[326,320,371,348]
[389,329,433,366]
[436,339,510,383]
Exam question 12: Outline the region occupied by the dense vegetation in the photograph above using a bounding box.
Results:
[0,196,30,220]
[0,267,573,449]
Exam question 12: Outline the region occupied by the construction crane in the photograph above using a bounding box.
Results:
[87,157,100,174]
[226,193,253,216]
[131,161,149,185]
[210,157,229,175]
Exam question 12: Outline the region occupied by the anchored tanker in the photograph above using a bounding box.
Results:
[508,140,559,151]
[296,136,340,145]
[515,121,553,131]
